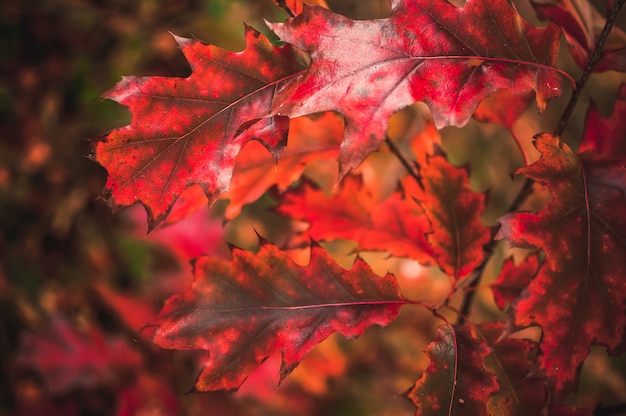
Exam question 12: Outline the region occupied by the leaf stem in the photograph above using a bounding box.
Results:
[553,0,626,137]
[384,135,423,187]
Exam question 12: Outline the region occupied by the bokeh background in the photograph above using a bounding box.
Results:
[2,0,626,415]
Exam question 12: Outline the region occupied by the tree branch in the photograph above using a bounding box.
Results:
[457,175,535,324]
[554,0,626,137]
[384,135,423,187]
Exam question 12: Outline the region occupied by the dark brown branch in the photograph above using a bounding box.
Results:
[384,135,423,187]
[457,174,535,324]
[274,0,297,18]
[554,0,626,137]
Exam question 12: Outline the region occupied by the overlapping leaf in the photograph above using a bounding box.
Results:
[580,83,626,157]
[412,156,491,280]
[496,133,626,399]
[406,324,498,415]
[225,112,342,219]
[276,175,435,263]
[532,0,626,72]
[481,323,592,416]
[17,317,143,395]
[93,27,307,229]
[491,253,541,310]
[269,0,563,174]
[481,323,547,416]
[148,241,405,391]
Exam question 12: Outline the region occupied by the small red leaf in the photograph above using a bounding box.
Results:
[481,322,547,415]
[482,323,592,415]
[414,156,491,280]
[580,83,626,157]
[406,324,498,416]
[496,133,626,399]
[473,90,534,131]
[491,253,541,310]
[149,241,405,391]
[277,175,435,263]
[224,112,342,219]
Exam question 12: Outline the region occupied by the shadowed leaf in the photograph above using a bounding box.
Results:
[149,241,406,391]
[406,324,498,415]
[497,133,626,399]
[277,175,435,263]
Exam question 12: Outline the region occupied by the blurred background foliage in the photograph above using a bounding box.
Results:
[1,0,625,415]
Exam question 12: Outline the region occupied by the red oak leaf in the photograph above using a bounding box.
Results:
[269,0,564,175]
[93,27,307,229]
[148,241,406,391]
[481,323,592,415]
[481,322,548,415]
[224,112,342,219]
[491,253,541,310]
[531,0,626,72]
[17,317,143,395]
[276,175,435,263]
[580,83,626,157]
[496,133,626,400]
[406,324,498,415]
[413,156,491,280]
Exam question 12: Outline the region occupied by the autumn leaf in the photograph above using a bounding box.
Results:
[413,156,491,280]
[473,90,534,131]
[17,317,143,395]
[406,324,498,415]
[408,115,443,165]
[276,175,435,263]
[481,322,547,416]
[148,241,406,391]
[224,112,342,219]
[269,0,564,175]
[93,27,307,229]
[531,0,626,72]
[481,322,592,416]
[496,133,626,399]
[490,253,541,310]
[579,83,626,157]
[283,0,330,15]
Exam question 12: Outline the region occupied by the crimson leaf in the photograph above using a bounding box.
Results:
[413,155,491,280]
[269,0,564,175]
[93,27,307,229]
[148,241,406,391]
[580,83,626,157]
[496,133,626,399]
[490,253,541,310]
[406,324,498,415]
[277,175,435,263]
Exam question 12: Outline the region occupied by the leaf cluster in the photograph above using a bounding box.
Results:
[89,0,626,414]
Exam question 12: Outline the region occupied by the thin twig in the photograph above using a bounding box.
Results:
[274,0,296,17]
[554,0,626,137]
[384,135,422,186]
[456,175,535,324]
